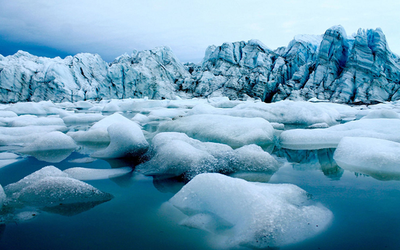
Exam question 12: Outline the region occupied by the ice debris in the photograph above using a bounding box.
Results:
[168,173,333,248]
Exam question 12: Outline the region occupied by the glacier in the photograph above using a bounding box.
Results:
[1,26,400,104]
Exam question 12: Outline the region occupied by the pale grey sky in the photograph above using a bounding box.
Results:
[0,0,399,62]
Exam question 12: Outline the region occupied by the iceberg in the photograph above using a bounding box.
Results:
[333,137,400,180]
[168,173,333,248]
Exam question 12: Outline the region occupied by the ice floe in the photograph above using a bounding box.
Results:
[333,137,400,180]
[137,132,279,180]
[279,119,400,150]
[4,166,113,207]
[167,173,333,248]
[158,114,274,148]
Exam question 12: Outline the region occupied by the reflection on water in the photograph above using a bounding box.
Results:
[42,201,111,216]
[276,148,344,180]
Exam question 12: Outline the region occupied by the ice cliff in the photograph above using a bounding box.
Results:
[1,26,400,104]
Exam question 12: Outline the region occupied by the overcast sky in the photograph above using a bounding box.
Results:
[0,0,399,63]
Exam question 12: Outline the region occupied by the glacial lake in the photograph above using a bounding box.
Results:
[0,149,399,250]
[0,99,400,249]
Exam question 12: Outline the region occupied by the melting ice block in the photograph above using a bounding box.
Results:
[91,122,149,158]
[68,113,134,143]
[4,166,113,207]
[168,173,333,248]
[16,176,113,207]
[333,137,400,180]
[137,132,279,180]
[279,119,400,150]
[64,167,132,180]
[158,114,274,148]
[21,131,77,151]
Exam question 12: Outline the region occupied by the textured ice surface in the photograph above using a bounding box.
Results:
[91,122,149,159]
[279,119,400,150]
[4,166,113,207]
[168,173,333,248]
[62,113,104,124]
[360,109,400,119]
[4,166,69,196]
[68,113,133,143]
[158,114,274,148]
[21,131,77,152]
[334,137,400,180]
[16,176,113,207]
[7,115,65,127]
[64,167,132,180]
[137,132,278,180]
[0,125,68,145]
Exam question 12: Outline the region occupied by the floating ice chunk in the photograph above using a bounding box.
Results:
[168,173,333,248]
[4,166,113,207]
[0,185,5,208]
[361,109,400,119]
[74,101,94,109]
[16,176,113,207]
[62,113,104,124]
[279,119,400,150]
[333,137,400,180]
[138,132,278,180]
[137,132,232,179]
[5,102,47,115]
[0,111,17,118]
[64,167,132,180]
[190,101,343,125]
[232,144,279,172]
[131,113,150,125]
[148,108,186,120]
[158,114,274,148]
[68,157,97,164]
[91,122,149,159]
[68,113,132,143]
[0,125,68,146]
[19,131,77,162]
[7,115,65,127]
[21,131,77,152]
[4,166,69,195]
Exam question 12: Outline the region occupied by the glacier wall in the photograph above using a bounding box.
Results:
[1,26,400,104]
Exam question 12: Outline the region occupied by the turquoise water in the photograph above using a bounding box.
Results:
[0,150,400,250]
